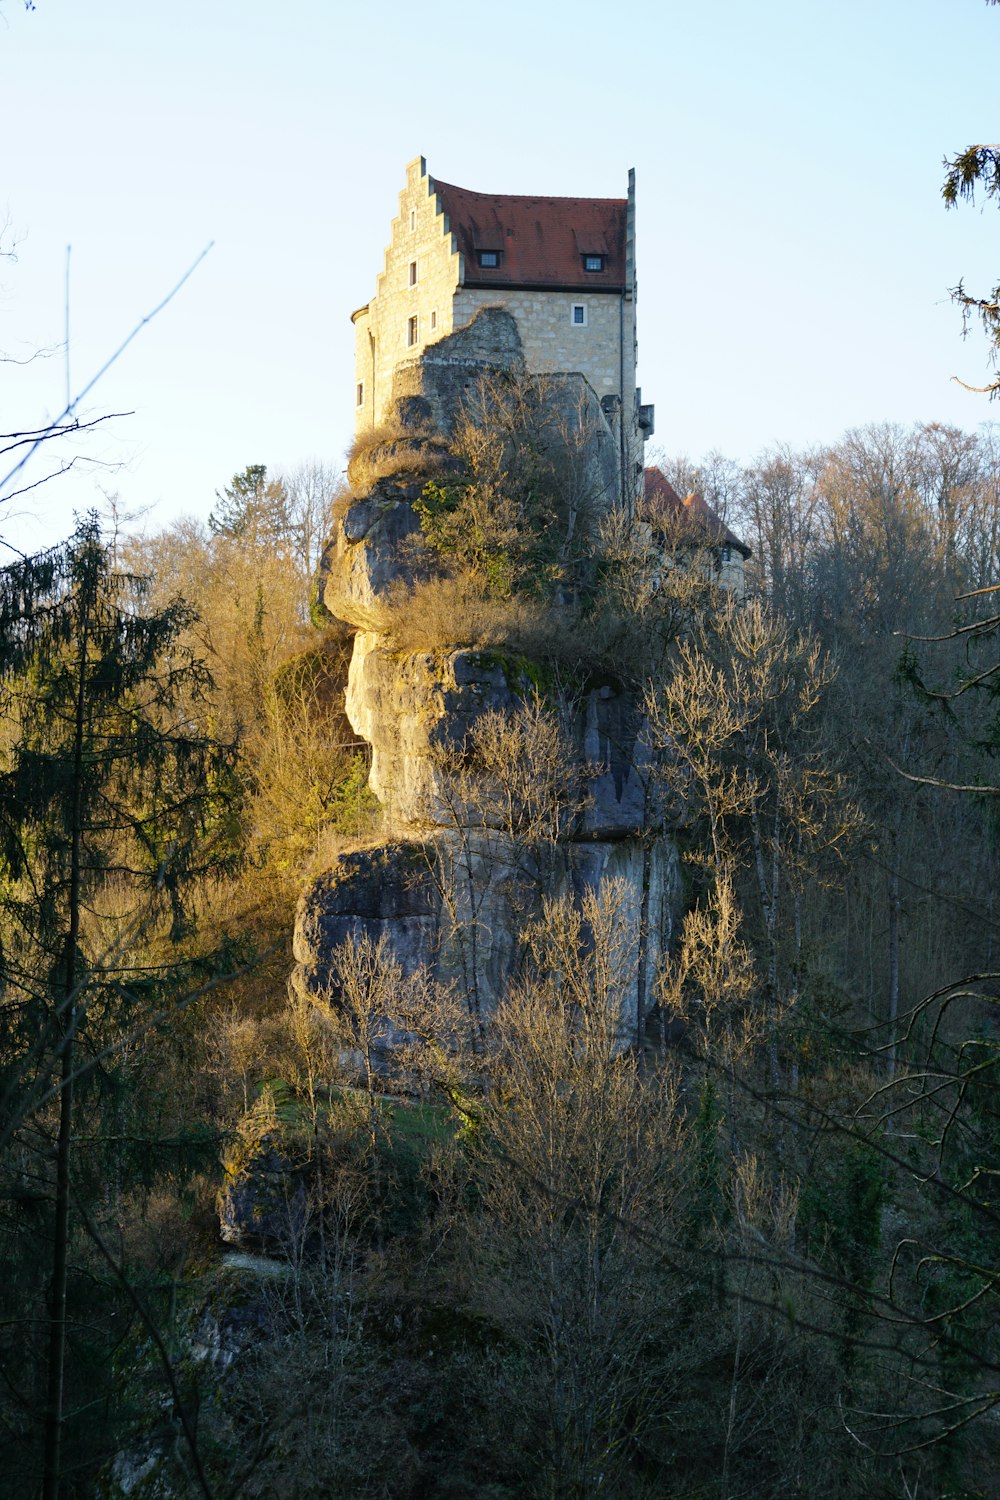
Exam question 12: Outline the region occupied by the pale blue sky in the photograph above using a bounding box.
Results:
[1,0,997,551]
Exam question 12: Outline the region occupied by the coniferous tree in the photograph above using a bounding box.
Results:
[0,514,235,1498]
[208,462,293,548]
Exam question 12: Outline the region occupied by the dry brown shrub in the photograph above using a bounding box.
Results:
[347,419,411,461]
[304,823,387,882]
[346,420,450,493]
[379,572,664,685]
[380,574,547,654]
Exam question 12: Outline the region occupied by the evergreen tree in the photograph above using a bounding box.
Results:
[0,514,235,1497]
[208,462,293,548]
[942,1,1000,397]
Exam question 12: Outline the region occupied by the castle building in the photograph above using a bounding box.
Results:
[352,156,654,509]
[641,468,751,595]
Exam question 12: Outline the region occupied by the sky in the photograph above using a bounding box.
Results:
[0,0,998,554]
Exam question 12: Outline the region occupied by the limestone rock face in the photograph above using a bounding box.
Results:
[217,1138,308,1251]
[319,304,622,638]
[318,308,526,634]
[318,481,427,633]
[291,843,439,1006]
[292,823,681,1037]
[299,303,680,1045]
[289,832,672,1026]
[344,631,656,838]
[345,635,524,828]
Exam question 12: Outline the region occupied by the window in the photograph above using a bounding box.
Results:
[430,309,437,331]
[409,259,418,286]
[356,381,364,408]
[407,315,418,347]
[410,208,416,232]
[582,253,605,272]
[571,303,587,326]
[477,249,501,268]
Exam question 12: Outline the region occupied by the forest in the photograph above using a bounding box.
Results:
[3,29,1000,1484]
[1,405,998,1499]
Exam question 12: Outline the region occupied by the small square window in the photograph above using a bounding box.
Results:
[356,381,364,408]
[409,208,416,232]
[477,249,501,268]
[407,315,418,347]
[409,260,417,286]
[582,254,605,272]
[571,304,587,326]
[430,309,437,331]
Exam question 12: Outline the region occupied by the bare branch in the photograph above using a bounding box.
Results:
[0,412,130,460]
[954,582,1000,601]
[881,753,1000,795]
[0,243,213,499]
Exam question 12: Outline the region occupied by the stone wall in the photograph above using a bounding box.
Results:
[718,550,748,596]
[389,304,525,437]
[321,308,623,634]
[453,285,632,410]
[646,536,749,600]
[352,159,647,511]
[353,156,462,432]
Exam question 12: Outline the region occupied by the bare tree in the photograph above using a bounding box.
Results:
[279,459,345,589]
[469,881,685,1499]
[646,597,856,1097]
[426,693,590,1027]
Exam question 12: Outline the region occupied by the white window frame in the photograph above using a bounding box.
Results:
[407,314,418,348]
[571,303,588,327]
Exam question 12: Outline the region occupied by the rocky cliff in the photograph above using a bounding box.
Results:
[294,307,680,1040]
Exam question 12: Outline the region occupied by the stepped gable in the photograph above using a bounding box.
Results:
[433,178,628,292]
[642,467,751,558]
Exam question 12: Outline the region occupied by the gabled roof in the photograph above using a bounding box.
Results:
[642,469,752,558]
[432,178,627,292]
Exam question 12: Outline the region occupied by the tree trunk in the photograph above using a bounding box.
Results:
[635,837,653,1073]
[886,862,900,1078]
[42,997,75,1500]
[42,574,90,1500]
[885,727,910,1080]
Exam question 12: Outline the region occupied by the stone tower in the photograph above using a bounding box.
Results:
[351,156,654,510]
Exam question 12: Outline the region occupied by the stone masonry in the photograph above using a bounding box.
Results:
[351,156,653,511]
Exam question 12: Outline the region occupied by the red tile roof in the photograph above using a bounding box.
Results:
[432,179,627,292]
[642,469,751,558]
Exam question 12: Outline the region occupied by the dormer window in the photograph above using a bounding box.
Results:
[582,253,605,272]
[477,249,501,268]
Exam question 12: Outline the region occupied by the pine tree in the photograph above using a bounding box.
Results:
[0,514,235,1497]
[208,462,293,548]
